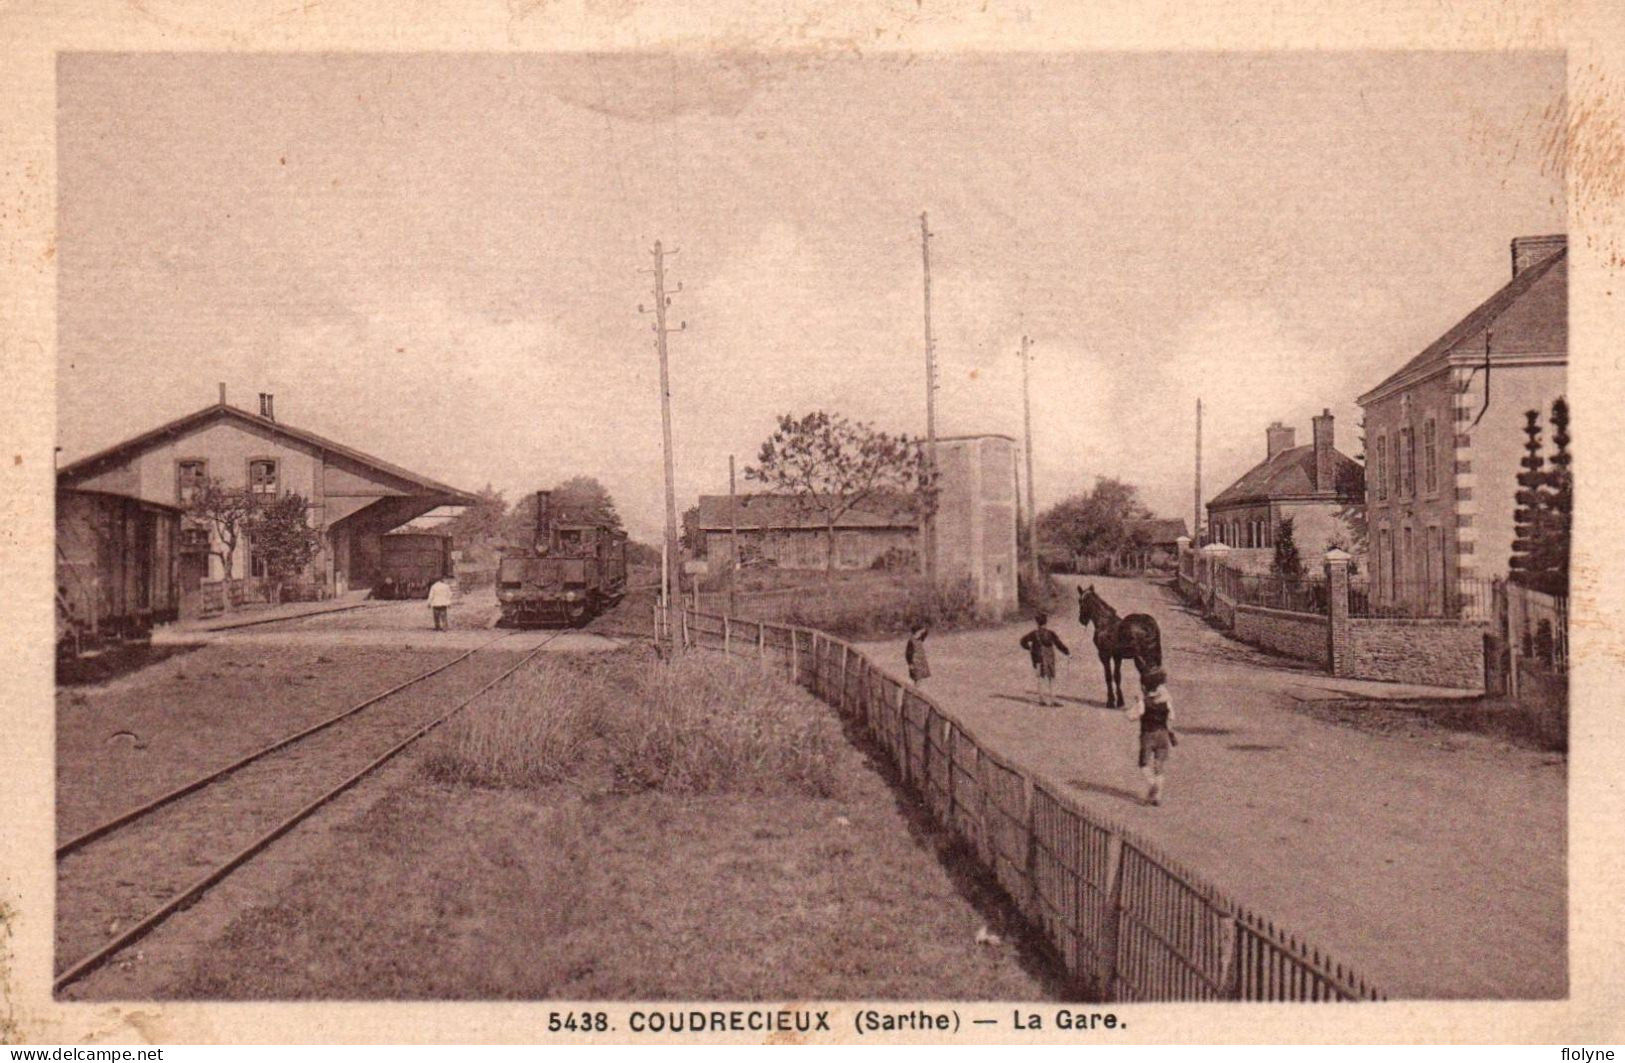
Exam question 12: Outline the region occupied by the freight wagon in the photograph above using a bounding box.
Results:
[56,487,181,656]
[375,532,453,600]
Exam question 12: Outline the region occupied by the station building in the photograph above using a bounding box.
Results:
[56,389,477,601]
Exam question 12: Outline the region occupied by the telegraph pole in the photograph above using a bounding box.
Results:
[920,212,939,584]
[728,453,740,617]
[641,241,685,618]
[1194,396,1203,545]
[1018,334,1040,589]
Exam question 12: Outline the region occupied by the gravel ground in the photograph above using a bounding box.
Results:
[861,575,1566,1000]
[56,643,468,839]
[56,644,540,987]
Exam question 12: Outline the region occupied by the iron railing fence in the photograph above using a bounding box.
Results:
[1210,563,1329,616]
[1347,576,1496,622]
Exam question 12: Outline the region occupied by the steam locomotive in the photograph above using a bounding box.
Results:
[496,490,628,627]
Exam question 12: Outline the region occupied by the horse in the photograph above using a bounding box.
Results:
[1076,583,1163,708]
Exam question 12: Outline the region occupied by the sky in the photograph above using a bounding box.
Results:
[57,52,1566,542]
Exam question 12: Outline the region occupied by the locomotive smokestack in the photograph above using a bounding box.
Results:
[534,490,553,553]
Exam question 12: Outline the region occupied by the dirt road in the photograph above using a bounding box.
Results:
[862,575,1565,999]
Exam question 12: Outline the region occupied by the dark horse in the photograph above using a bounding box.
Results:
[1076,584,1163,707]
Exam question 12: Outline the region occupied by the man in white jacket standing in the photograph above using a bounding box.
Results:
[427,575,454,631]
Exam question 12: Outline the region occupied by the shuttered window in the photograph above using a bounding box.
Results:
[248,459,279,496]
[1423,419,1438,495]
[177,460,207,505]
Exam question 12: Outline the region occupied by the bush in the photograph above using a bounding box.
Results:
[607,652,836,796]
[422,665,600,788]
[778,576,985,640]
[423,649,837,797]
[868,545,919,573]
[1019,569,1063,612]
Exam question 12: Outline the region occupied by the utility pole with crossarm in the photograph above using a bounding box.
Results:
[639,241,685,621]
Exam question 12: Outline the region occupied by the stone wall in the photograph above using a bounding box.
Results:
[1177,543,1486,690]
[1233,604,1331,667]
[1344,618,1485,690]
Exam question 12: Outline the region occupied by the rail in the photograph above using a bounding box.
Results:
[675,607,1384,1003]
[53,628,561,992]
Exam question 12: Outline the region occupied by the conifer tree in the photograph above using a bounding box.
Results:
[1543,397,1572,595]
[1271,516,1304,579]
[1510,408,1550,590]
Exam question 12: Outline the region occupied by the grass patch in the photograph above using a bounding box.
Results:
[727,575,1004,640]
[57,642,203,687]
[424,649,837,796]
[169,650,1063,1001]
[1293,695,1568,754]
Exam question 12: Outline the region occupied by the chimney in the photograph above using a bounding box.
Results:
[1312,409,1336,493]
[218,382,227,406]
[258,393,275,420]
[1266,422,1296,458]
[1511,234,1566,278]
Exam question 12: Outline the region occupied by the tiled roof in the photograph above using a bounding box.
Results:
[1359,246,1567,403]
[57,403,479,505]
[1208,445,1364,509]
[1123,518,1190,545]
[695,492,919,530]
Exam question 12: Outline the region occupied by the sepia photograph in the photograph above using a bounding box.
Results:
[3,3,1621,1045]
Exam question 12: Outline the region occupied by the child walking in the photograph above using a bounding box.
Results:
[1128,667,1177,805]
[905,625,931,687]
[1018,611,1070,706]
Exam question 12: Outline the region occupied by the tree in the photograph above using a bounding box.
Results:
[1036,477,1152,563]
[185,478,258,606]
[745,411,926,579]
[1325,416,1369,572]
[1271,516,1304,579]
[1510,408,1551,592]
[552,475,623,529]
[247,493,325,603]
[440,484,508,548]
[502,476,623,546]
[1511,398,1571,596]
[680,505,704,556]
[1546,396,1572,594]
[626,540,662,567]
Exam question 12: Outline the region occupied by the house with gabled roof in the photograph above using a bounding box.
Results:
[57,388,477,597]
[1356,234,1566,617]
[1206,411,1365,561]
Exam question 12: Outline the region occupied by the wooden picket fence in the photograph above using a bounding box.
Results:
[676,607,1384,1003]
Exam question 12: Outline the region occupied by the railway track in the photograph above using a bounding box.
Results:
[54,628,576,994]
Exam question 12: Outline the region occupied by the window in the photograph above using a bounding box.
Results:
[248,459,279,496]
[1377,528,1392,600]
[1374,436,1387,501]
[1407,429,1418,498]
[177,460,207,505]
[1397,427,1415,498]
[1423,418,1437,495]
